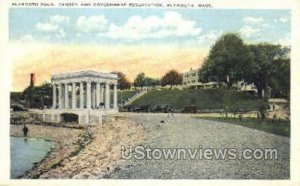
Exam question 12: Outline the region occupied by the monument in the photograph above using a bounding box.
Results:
[36,70,119,125]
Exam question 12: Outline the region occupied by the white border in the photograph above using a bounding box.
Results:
[1,0,299,185]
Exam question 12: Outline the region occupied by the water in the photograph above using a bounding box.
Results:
[10,137,55,178]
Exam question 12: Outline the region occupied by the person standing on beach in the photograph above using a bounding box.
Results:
[22,124,28,137]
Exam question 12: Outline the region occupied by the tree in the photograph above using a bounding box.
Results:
[161,70,182,88]
[199,33,248,89]
[115,71,131,90]
[144,77,160,87]
[21,82,52,108]
[134,73,146,88]
[134,72,160,88]
[267,46,290,99]
[268,58,290,98]
[243,44,288,98]
[199,32,290,98]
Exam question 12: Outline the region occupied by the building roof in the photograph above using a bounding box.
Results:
[51,70,118,81]
[184,68,199,74]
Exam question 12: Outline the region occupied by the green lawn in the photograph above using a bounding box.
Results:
[117,90,138,104]
[197,117,290,137]
[129,89,266,111]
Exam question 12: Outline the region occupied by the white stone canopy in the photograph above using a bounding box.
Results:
[51,70,118,110]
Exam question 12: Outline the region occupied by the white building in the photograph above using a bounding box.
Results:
[34,70,119,125]
[183,68,201,86]
[234,81,257,93]
[182,68,257,91]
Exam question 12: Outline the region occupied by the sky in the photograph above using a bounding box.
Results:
[9,8,291,91]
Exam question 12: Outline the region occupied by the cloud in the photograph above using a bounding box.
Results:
[34,11,202,42]
[50,15,70,24]
[102,11,202,40]
[239,25,261,38]
[55,29,66,38]
[35,15,69,39]
[36,22,59,32]
[198,30,223,46]
[76,16,109,33]
[273,16,290,24]
[17,34,35,42]
[279,16,289,23]
[242,16,265,24]
[276,34,291,46]
[240,16,271,39]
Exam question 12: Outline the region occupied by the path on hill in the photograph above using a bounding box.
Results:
[123,90,148,106]
[108,113,290,179]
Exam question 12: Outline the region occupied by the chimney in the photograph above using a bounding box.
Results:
[30,73,35,87]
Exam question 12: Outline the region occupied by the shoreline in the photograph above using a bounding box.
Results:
[10,117,145,179]
[10,135,55,143]
[10,124,85,143]
[10,124,88,178]
[10,136,56,179]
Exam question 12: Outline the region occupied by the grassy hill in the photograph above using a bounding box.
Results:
[117,90,138,104]
[128,89,266,111]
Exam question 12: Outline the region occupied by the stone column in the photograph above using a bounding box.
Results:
[80,82,84,109]
[113,83,118,109]
[52,84,56,109]
[105,82,110,109]
[72,82,76,109]
[96,82,100,108]
[86,81,91,109]
[100,83,104,104]
[58,83,63,109]
[65,83,69,109]
[91,83,94,108]
[94,85,97,107]
[93,84,96,108]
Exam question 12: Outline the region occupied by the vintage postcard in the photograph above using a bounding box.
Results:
[0,0,300,185]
